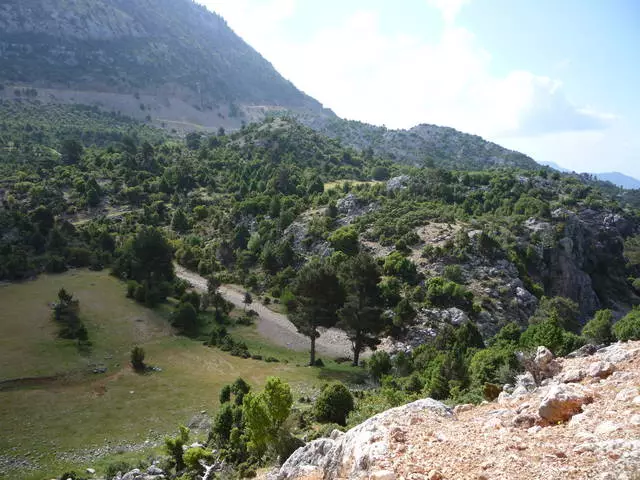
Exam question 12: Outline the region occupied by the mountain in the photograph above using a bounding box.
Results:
[296,115,540,170]
[0,0,332,130]
[595,172,640,189]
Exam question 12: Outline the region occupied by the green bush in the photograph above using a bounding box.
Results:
[130,346,146,372]
[520,319,584,356]
[582,309,614,345]
[314,383,355,426]
[613,307,640,341]
[469,346,517,386]
[328,227,359,256]
[105,461,131,479]
[183,446,213,473]
[366,351,392,382]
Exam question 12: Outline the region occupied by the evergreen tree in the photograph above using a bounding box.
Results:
[337,253,385,366]
[290,257,345,365]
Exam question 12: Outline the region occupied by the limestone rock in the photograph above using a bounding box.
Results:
[594,421,622,436]
[277,399,452,480]
[538,384,593,423]
[615,387,639,402]
[587,361,615,379]
[558,368,585,383]
[535,346,561,379]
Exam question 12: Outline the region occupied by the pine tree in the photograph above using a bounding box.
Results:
[290,258,345,365]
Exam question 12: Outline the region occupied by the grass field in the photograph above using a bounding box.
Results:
[324,179,381,192]
[0,270,363,479]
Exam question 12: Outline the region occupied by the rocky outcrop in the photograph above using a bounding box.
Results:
[274,342,640,480]
[277,399,453,480]
[539,208,637,319]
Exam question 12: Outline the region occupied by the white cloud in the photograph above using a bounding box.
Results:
[427,0,470,24]
[200,0,296,49]
[246,9,613,138]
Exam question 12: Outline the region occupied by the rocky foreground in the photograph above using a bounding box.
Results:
[273,342,640,480]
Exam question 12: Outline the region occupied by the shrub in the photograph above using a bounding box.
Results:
[183,446,213,473]
[314,382,355,426]
[469,346,517,386]
[443,264,464,283]
[171,301,198,336]
[164,426,189,471]
[366,351,392,382]
[105,461,131,479]
[328,227,359,256]
[220,385,231,404]
[582,309,614,345]
[613,307,640,341]
[520,319,567,356]
[130,346,146,372]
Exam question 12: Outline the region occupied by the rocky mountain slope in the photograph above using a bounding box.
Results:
[0,0,330,129]
[298,115,540,169]
[273,341,640,480]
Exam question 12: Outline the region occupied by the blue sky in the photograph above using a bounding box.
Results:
[201,0,640,178]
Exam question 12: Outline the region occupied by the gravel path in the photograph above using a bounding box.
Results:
[174,265,355,359]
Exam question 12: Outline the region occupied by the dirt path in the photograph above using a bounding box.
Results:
[174,265,356,360]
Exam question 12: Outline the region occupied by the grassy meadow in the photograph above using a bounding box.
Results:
[0,270,362,479]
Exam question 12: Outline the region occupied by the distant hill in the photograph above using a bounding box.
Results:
[539,162,639,190]
[595,172,640,190]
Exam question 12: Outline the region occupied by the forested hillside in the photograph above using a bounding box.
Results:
[2,93,640,480]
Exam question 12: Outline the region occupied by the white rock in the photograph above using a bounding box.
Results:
[86,468,96,475]
[630,414,640,426]
[453,403,474,414]
[277,399,453,479]
[527,425,542,434]
[569,413,587,427]
[371,470,396,480]
[615,387,639,402]
[514,372,537,393]
[597,344,632,364]
[538,384,593,423]
[594,421,622,435]
[587,361,615,379]
[558,368,585,383]
[633,396,640,406]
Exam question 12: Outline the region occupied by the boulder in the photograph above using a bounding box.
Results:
[538,384,593,423]
[558,368,585,383]
[566,344,599,358]
[534,346,561,379]
[512,372,536,397]
[587,361,615,379]
[277,399,453,480]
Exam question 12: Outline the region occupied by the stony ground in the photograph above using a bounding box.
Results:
[274,341,640,480]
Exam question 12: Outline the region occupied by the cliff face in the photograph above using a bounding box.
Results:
[540,209,635,318]
[274,342,640,480]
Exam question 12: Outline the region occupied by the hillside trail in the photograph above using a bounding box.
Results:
[174,265,357,360]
